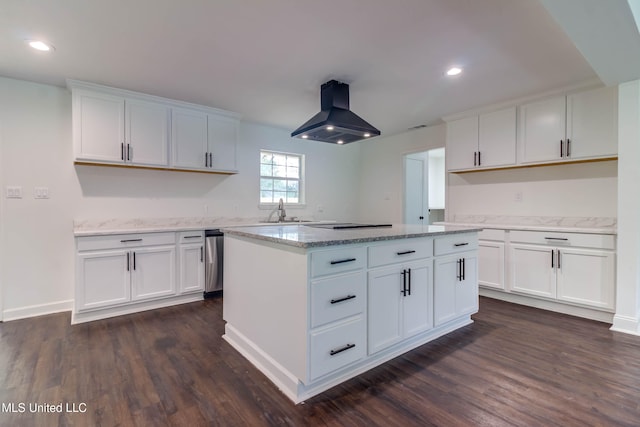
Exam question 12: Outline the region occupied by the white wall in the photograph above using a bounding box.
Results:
[0,76,361,319]
[447,161,618,218]
[357,125,446,223]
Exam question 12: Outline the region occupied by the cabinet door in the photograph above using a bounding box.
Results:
[208,114,238,171]
[171,108,208,169]
[478,107,516,168]
[566,86,618,160]
[126,99,170,167]
[77,250,130,311]
[518,96,566,164]
[367,266,403,354]
[509,244,556,298]
[556,248,615,310]
[179,244,204,294]
[457,255,478,317]
[478,241,505,290]
[402,260,433,338]
[73,91,125,163]
[131,246,176,301]
[446,116,478,171]
[434,256,458,326]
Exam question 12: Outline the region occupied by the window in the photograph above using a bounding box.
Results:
[260,150,304,204]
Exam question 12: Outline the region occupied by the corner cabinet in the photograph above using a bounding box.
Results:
[74,230,205,324]
[68,80,240,174]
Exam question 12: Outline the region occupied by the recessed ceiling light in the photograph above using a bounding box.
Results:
[446,67,462,76]
[301,135,308,139]
[363,133,371,137]
[337,140,344,145]
[27,40,55,52]
[326,125,334,131]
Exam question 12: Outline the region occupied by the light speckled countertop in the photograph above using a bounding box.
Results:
[438,215,617,235]
[222,224,482,248]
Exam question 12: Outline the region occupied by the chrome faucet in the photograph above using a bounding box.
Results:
[277,198,286,222]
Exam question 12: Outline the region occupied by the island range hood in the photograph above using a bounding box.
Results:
[291,80,381,144]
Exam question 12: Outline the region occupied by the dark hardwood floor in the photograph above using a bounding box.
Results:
[1,297,640,427]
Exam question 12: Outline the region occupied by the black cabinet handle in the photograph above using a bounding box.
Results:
[397,250,416,256]
[566,139,571,157]
[456,259,461,281]
[560,139,564,158]
[551,250,554,268]
[121,143,125,160]
[478,151,481,166]
[200,246,204,262]
[454,242,469,247]
[330,343,356,356]
[209,153,213,167]
[545,237,568,241]
[127,144,131,161]
[330,258,356,265]
[205,152,209,167]
[407,268,412,296]
[330,295,356,304]
[126,252,130,271]
[133,252,136,270]
[474,151,477,166]
[462,258,465,281]
[557,250,561,270]
[419,216,424,220]
[401,270,407,296]
[120,239,143,243]
[184,235,201,239]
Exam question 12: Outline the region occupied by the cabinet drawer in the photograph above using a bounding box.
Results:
[310,272,366,328]
[309,315,366,380]
[509,230,615,249]
[178,231,204,244]
[368,238,432,268]
[478,229,505,241]
[310,246,366,278]
[434,233,478,256]
[77,232,176,251]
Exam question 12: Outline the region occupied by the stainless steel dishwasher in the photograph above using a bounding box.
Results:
[204,229,223,298]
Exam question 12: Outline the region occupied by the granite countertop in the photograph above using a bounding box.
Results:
[73,217,328,237]
[222,224,482,248]
[438,215,617,235]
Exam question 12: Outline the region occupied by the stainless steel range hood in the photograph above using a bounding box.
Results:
[291,80,381,144]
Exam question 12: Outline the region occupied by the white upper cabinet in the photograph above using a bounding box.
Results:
[566,86,618,160]
[171,107,209,170]
[517,95,567,165]
[125,99,170,167]
[518,86,618,165]
[208,114,238,172]
[446,107,516,171]
[73,91,125,163]
[69,80,240,174]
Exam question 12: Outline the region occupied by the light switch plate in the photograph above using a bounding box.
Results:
[34,187,50,199]
[6,186,22,199]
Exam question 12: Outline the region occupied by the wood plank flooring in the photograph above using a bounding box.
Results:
[1,297,640,426]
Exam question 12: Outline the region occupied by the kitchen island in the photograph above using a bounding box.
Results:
[222,224,481,403]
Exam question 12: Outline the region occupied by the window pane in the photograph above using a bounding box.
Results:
[260,152,273,164]
[273,165,287,177]
[260,164,273,177]
[286,156,299,168]
[287,193,298,203]
[273,179,287,191]
[286,180,298,192]
[287,166,299,178]
[260,191,273,203]
[260,178,273,191]
[273,154,287,166]
[273,191,286,201]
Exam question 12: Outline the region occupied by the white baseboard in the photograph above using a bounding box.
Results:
[610,314,640,335]
[2,299,73,322]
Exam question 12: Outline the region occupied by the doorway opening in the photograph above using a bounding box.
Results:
[403,148,445,225]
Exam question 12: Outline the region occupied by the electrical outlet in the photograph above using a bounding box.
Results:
[317,205,324,213]
[6,186,22,199]
[515,191,523,202]
[34,187,50,199]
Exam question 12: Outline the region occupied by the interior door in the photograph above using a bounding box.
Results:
[404,157,426,225]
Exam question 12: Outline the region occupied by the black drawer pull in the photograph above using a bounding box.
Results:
[330,343,356,356]
[396,250,416,255]
[545,237,568,241]
[330,258,356,265]
[330,295,356,304]
[120,239,143,243]
[454,243,469,247]
[183,235,201,239]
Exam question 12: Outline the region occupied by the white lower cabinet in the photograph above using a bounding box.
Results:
[434,253,478,326]
[130,246,176,301]
[178,232,205,294]
[77,249,131,311]
[368,259,432,354]
[478,229,506,290]
[510,243,557,298]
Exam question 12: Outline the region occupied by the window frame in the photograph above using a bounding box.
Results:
[259,149,305,208]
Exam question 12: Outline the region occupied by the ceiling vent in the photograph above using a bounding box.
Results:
[291,80,381,144]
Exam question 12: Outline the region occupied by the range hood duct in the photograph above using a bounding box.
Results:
[291,80,381,144]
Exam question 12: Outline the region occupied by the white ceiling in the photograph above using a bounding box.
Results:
[1,0,638,138]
